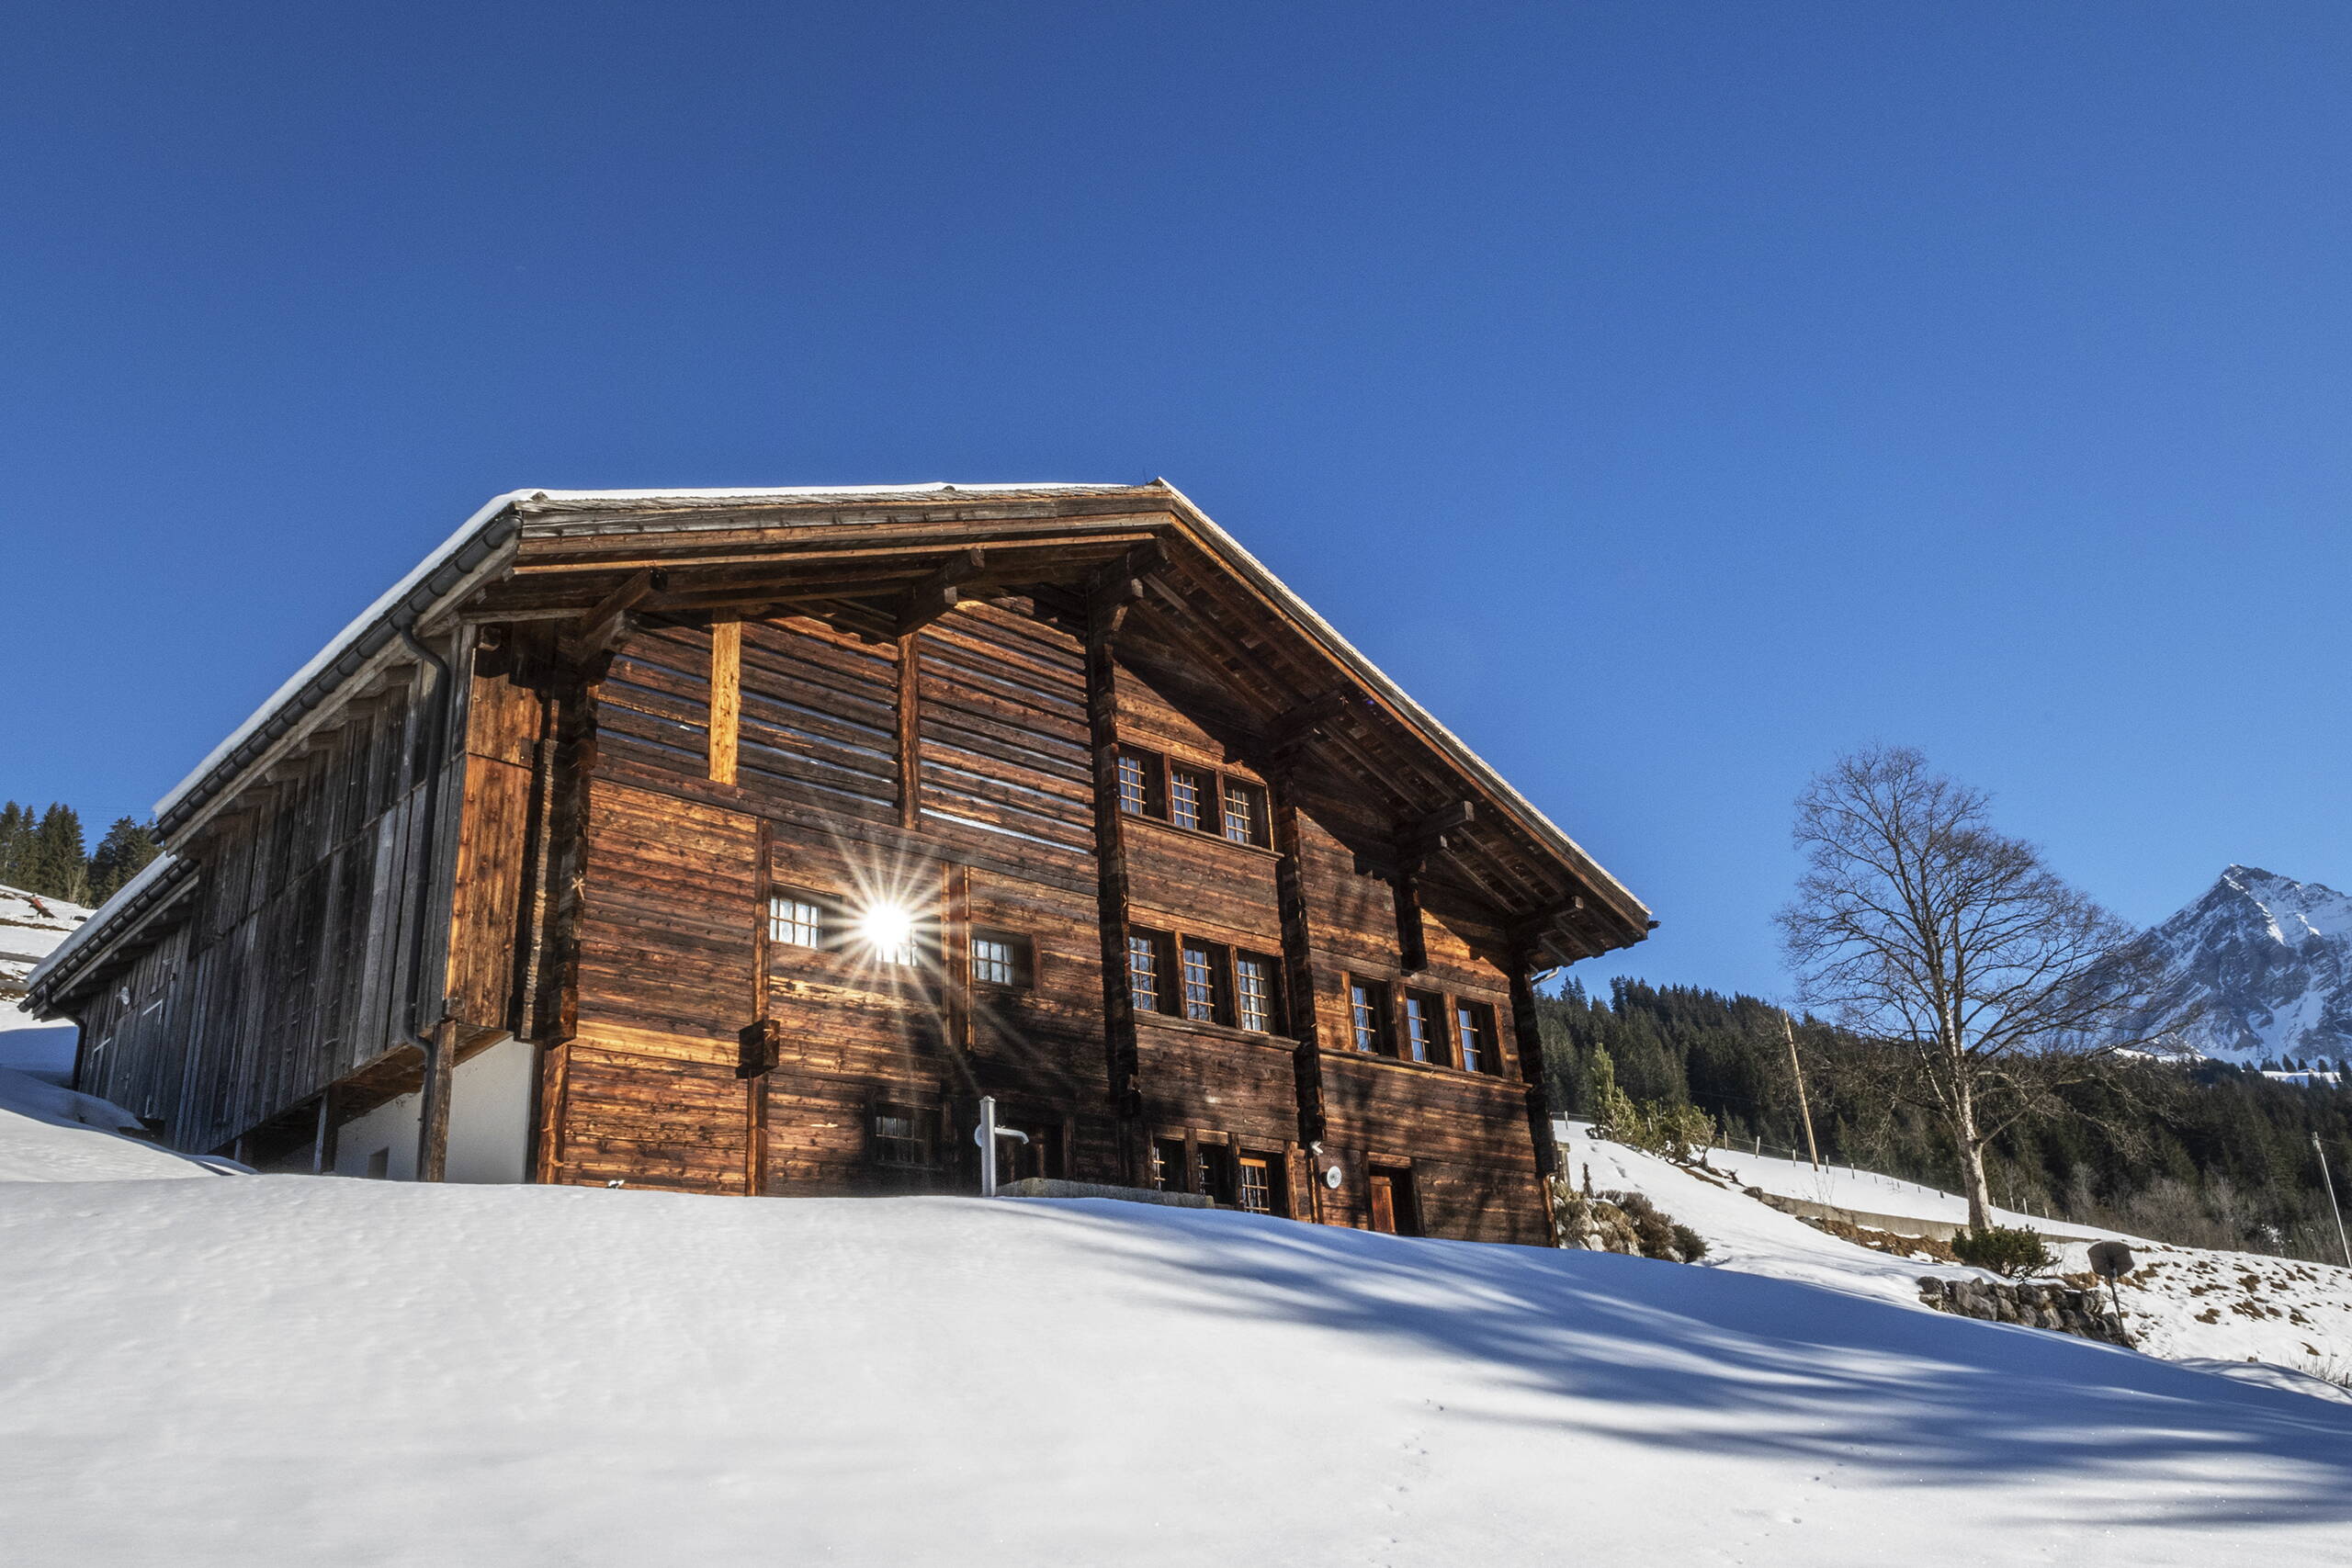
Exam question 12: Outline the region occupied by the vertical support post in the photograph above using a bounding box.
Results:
[1507,956,1565,1245]
[416,1014,458,1182]
[1392,871,1428,976]
[707,618,741,784]
[1081,619,1145,1184]
[1266,761,1329,1169]
[944,861,973,1055]
[311,1090,334,1176]
[896,632,922,829]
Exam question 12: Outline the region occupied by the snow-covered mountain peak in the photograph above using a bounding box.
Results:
[2126,866,2352,1065]
[2215,864,2352,945]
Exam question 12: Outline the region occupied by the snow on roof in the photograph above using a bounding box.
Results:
[109,476,1643,977]
[153,483,1133,831]
[21,852,183,1001]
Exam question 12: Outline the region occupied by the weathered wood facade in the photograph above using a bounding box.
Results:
[29,482,1651,1244]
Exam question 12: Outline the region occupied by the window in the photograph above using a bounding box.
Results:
[1195,1144,1233,1203]
[971,931,1027,988]
[1103,747,1270,848]
[1350,978,1391,1055]
[1116,750,1163,817]
[1220,781,1264,846]
[1151,1137,1187,1191]
[996,1120,1065,1184]
[1180,941,1227,1023]
[1235,954,1278,1033]
[768,895,824,949]
[1404,991,1444,1066]
[1169,765,1207,830]
[1127,932,1168,1013]
[1456,1001,1496,1075]
[874,1106,930,1168]
[1237,1153,1278,1214]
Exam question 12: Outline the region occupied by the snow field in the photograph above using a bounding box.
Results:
[5,1162,2352,1564]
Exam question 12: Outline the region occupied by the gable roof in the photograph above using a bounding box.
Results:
[83,479,1645,992]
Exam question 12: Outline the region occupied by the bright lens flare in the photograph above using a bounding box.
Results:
[857,901,919,965]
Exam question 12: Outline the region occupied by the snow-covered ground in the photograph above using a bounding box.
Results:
[1617,1120,2113,1239]
[0,884,89,1084]
[0,1066,221,1182]
[5,1107,2352,1562]
[1558,1120,2352,1394]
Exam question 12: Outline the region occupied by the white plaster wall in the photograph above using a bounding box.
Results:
[444,1034,534,1184]
[331,1035,535,1183]
[334,1089,418,1180]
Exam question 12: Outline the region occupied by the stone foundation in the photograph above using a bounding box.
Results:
[1917,1274,2130,1345]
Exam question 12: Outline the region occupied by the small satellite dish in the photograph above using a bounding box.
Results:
[1322,1165,1343,1190]
[2087,1240,2135,1280]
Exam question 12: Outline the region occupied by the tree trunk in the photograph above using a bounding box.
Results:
[1952,1077,1993,1231]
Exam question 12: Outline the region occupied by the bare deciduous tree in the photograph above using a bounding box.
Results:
[1777,745,2159,1231]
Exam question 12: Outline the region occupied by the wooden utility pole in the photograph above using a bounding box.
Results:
[1782,1011,1820,1170]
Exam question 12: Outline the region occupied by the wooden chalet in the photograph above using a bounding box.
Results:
[28,481,1651,1242]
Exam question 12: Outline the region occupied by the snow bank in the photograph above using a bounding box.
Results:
[2,1173,2349,1565]
[0,1067,221,1183]
[1556,1122,2352,1394]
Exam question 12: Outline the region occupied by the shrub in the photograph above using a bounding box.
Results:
[1670,1223,1709,1261]
[1951,1224,2055,1280]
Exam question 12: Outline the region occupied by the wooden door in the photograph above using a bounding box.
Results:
[1368,1172,1396,1234]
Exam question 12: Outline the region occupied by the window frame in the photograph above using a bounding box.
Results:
[1194,1143,1234,1204]
[1454,998,1498,1076]
[1403,989,1448,1066]
[1126,928,1175,1015]
[1217,778,1265,846]
[1115,747,1166,818]
[1349,976,1394,1056]
[1236,1149,1286,1216]
[766,890,827,950]
[1233,952,1280,1033]
[1179,938,1231,1025]
[1167,763,1209,832]
[871,1102,933,1169]
[969,929,1031,990]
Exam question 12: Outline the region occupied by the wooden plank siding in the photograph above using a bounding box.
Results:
[71,678,445,1156]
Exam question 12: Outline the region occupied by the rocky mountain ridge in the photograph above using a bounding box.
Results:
[2126,865,2352,1066]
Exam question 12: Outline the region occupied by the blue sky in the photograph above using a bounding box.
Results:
[5,3,2346,999]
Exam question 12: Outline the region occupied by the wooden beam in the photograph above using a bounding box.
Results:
[896,547,988,637]
[1507,958,1566,1241]
[562,568,667,661]
[1084,538,1168,637]
[897,633,922,829]
[1082,621,1148,1184]
[707,619,741,785]
[415,1017,458,1182]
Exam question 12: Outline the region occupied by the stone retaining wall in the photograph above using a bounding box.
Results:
[1917,1274,2129,1345]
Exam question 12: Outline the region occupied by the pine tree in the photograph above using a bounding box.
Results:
[0,802,26,887]
[85,817,162,903]
[28,804,89,903]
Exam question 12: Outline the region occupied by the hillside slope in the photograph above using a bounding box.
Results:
[5,1160,2350,1564]
[0,883,88,1083]
[1559,1122,2352,1386]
